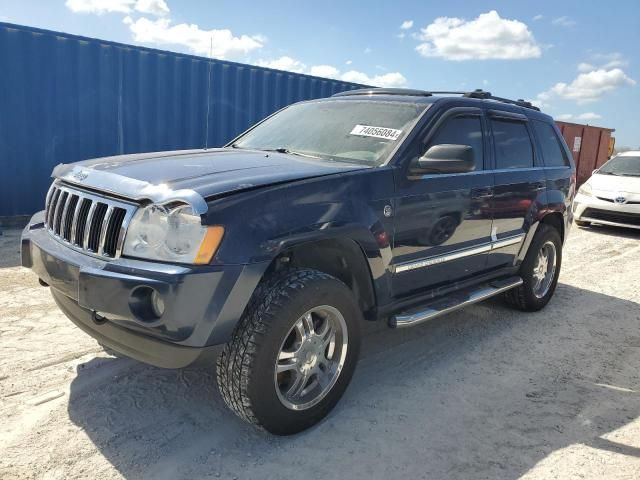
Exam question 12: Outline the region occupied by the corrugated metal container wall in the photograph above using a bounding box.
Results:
[556,121,615,186]
[0,23,365,217]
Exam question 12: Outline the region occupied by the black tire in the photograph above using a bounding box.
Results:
[575,220,590,227]
[505,224,562,311]
[216,268,362,435]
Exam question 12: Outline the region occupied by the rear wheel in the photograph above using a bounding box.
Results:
[505,224,562,311]
[216,269,361,435]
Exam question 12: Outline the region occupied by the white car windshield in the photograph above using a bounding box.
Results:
[231,100,427,166]
[598,155,640,177]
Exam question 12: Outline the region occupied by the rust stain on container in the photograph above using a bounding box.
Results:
[556,121,615,186]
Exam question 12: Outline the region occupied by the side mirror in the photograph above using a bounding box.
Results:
[417,144,475,173]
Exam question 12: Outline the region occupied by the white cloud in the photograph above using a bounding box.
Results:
[309,65,340,78]
[345,60,352,65]
[533,14,543,21]
[364,47,372,54]
[66,0,135,14]
[538,68,635,104]
[552,16,576,27]
[577,62,595,72]
[66,0,168,16]
[396,32,406,39]
[579,53,629,74]
[400,20,413,30]
[135,0,169,16]
[254,56,406,87]
[341,70,407,87]
[592,52,629,69]
[415,10,541,61]
[256,56,306,73]
[556,112,602,122]
[124,16,264,58]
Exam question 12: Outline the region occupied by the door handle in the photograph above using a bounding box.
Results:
[532,182,545,191]
[471,188,493,199]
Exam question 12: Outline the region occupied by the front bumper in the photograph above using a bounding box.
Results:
[573,193,640,230]
[21,212,269,368]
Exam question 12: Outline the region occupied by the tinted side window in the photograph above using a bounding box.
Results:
[427,115,484,170]
[491,119,533,169]
[533,120,569,167]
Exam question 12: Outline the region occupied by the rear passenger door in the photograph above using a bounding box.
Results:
[486,109,545,269]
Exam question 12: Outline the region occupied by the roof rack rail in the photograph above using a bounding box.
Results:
[332,88,433,97]
[332,87,540,111]
[463,89,540,111]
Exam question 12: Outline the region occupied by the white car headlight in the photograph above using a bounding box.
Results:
[123,204,224,264]
[577,183,592,197]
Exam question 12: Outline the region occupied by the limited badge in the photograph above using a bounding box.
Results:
[350,124,402,141]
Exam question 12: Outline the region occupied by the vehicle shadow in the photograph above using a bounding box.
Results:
[0,228,22,268]
[67,282,640,479]
[576,223,640,240]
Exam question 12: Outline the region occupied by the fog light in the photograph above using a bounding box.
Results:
[151,290,165,318]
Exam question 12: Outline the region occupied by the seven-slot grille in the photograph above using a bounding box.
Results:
[44,182,137,258]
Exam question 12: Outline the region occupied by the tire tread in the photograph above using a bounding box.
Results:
[216,268,335,429]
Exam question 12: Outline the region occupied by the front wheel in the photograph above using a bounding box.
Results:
[216,269,361,435]
[505,224,562,311]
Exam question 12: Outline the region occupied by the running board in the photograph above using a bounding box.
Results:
[389,276,523,328]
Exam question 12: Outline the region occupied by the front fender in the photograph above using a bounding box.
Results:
[203,168,396,305]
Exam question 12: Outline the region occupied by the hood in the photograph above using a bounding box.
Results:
[588,173,640,195]
[53,148,368,212]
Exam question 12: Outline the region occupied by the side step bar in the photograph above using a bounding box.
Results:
[389,276,523,328]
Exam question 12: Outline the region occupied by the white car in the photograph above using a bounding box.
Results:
[574,151,640,230]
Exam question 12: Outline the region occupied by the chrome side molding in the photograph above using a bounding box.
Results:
[394,233,525,274]
[389,276,523,328]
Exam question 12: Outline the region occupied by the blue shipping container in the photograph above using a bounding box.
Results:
[0,22,364,217]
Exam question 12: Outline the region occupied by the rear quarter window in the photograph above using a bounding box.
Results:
[533,120,570,167]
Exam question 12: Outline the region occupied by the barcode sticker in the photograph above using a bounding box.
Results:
[350,124,402,141]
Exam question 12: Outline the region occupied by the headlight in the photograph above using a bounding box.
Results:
[123,204,224,264]
[577,183,592,197]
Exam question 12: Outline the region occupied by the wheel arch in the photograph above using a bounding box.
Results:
[264,237,378,320]
[539,211,565,242]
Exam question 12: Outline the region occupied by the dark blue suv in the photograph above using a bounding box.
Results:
[21,88,575,434]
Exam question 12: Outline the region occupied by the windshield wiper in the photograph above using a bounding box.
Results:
[263,148,321,159]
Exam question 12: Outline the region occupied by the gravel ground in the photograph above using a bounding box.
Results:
[1,224,640,480]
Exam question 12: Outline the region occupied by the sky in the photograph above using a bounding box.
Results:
[1,0,638,147]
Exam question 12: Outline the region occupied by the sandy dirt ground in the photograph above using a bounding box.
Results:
[1,224,640,480]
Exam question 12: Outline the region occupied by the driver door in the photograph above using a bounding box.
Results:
[391,107,494,296]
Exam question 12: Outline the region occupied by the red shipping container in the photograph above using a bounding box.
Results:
[556,121,615,186]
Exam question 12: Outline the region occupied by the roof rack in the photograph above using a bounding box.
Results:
[332,88,433,97]
[332,87,540,111]
[463,89,540,111]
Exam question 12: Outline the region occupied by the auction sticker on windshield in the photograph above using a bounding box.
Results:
[350,124,402,141]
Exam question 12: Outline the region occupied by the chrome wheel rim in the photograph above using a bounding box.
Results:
[274,305,348,411]
[532,241,557,298]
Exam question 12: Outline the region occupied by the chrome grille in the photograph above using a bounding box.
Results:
[44,182,137,259]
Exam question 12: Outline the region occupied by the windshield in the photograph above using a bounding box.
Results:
[598,155,640,177]
[231,100,426,166]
